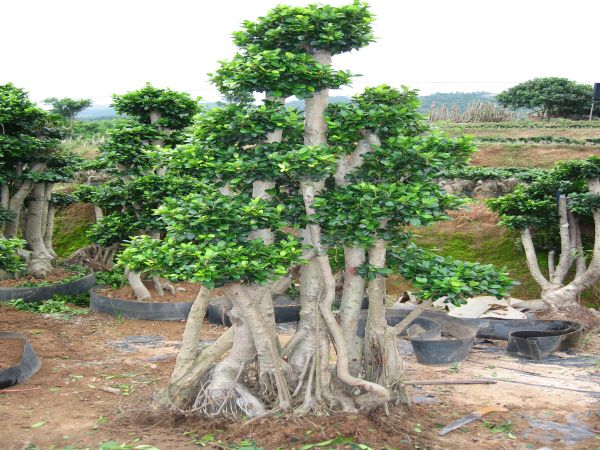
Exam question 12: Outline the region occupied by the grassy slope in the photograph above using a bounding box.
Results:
[426,121,600,306]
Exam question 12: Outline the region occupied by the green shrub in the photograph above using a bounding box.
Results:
[0,238,26,275]
[9,294,88,316]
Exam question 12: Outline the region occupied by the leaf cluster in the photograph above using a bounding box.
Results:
[232,1,374,55]
[211,47,352,100]
[388,244,516,304]
[111,83,199,129]
[0,238,26,274]
[312,182,461,247]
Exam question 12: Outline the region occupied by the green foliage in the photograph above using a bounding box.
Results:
[327,85,427,148]
[388,244,516,304]
[43,97,92,122]
[111,83,199,129]
[118,192,304,287]
[9,294,88,316]
[211,47,352,100]
[0,207,17,227]
[233,1,374,55]
[477,135,600,146]
[85,84,203,250]
[96,119,161,173]
[0,238,26,274]
[497,77,594,118]
[350,134,475,184]
[488,156,600,230]
[95,270,127,288]
[313,182,461,247]
[71,118,119,141]
[269,144,341,181]
[0,83,66,179]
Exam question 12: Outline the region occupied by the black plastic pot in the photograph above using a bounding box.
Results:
[90,288,193,321]
[379,309,582,363]
[0,273,96,303]
[0,331,42,389]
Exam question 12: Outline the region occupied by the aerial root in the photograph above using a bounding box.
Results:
[192,368,267,419]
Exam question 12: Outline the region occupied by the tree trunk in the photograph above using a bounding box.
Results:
[194,301,266,418]
[339,245,365,376]
[127,270,151,300]
[362,239,406,404]
[44,204,57,258]
[5,162,47,238]
[163,286,235,410]
[24,183,54,278]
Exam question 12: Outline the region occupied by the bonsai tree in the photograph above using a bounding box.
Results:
[0,83,81,278]
[497,77,594,119]
[119,2,514,417]
[79,84,200,297]
[489,156,600,309]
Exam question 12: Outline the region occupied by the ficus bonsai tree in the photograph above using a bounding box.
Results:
[77,83,200,297]
[489,156,600,309]
[119,1,514,418]
[0,83,82,278]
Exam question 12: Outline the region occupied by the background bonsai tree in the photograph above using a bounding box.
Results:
[77,83,200,298]
[119,1,514,418]
[0,83,81,278]
[43,97,92,132]
[496,77,594,119]
[489,156,600,309]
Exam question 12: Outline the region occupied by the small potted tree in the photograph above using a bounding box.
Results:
[81,84,204,319]
[0,84,92,301]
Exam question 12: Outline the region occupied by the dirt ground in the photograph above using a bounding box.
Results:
[470,144,600,168]
[443,127,600,139]
[1,306,599,450]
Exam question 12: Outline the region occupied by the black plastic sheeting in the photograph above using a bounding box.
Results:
[90,289,192,321]
[0,332,42,389]
[0,273,96,303]
[207,297,370,326]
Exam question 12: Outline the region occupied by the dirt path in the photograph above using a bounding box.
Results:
[1,307,599,449]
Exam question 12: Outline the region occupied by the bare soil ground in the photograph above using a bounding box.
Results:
[470,144,600,168]
[0,268,81,288]
[1,306,599,449]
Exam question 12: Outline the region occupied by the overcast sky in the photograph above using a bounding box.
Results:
[1,0,597,105]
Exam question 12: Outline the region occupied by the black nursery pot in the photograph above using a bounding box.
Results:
[0,272,96,303]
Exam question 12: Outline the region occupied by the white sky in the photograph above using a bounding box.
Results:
[1,0,597,105]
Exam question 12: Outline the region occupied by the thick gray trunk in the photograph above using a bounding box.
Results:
[164,286,226,410]
[5,162,46,238]
[303,51,331,147]
[363,240,405,402]
[339,245,366,376]
[551,195,573,284]
[198,302,265,418]
[127,270,151,300]
[24,183,54,278]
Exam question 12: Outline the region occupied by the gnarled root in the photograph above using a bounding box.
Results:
[193,302,265,418]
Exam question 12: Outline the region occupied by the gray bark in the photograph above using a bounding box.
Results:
[24,183,54,278]
[127,270,151,300]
